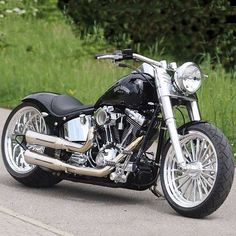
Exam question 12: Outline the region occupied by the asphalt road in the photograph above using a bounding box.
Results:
[0,107,236,236]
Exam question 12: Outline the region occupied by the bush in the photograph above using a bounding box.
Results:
[58,0,235,71]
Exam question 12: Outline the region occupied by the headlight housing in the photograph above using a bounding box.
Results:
[174,62,203,94]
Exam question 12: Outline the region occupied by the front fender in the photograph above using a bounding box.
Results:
[177,120,208,135]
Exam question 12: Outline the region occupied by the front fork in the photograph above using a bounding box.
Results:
[155,65,201,169]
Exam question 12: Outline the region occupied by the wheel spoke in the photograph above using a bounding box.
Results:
[202,152,214,165]
[203,160,216,168]
[200,175,213,188]
[13,144,20,163]
[173,174,188,182]
[35,116,39,131]
[195,138,200,161]
[197,179,203,201]
[4,106,47,174]
[193,179,197,202]
[200,144,211,162]
[23,113,27,125]
[202,172,215,180]
[182,178,193,198]
[190,140,196,161]
[202,168,215,173]
[183,144,193,162]
[39,117,43,132]
[199,176,208,194]
[198,139,206,160]
[187,179,194,200]
[177,176,191,190]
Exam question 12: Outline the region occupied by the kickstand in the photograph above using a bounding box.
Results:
[150,184,165,199]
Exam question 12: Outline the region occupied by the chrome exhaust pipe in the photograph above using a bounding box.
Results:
[25,128,94,153]
[24,136,143,177]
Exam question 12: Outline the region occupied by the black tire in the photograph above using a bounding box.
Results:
[1,102,62,188]
[160,122,234,218]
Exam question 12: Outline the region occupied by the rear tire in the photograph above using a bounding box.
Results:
[160,122,234,218]
[1,102,62,187]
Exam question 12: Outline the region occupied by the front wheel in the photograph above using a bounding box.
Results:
[160,122,234,218]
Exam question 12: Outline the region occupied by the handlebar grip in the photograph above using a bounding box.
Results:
[122,49,133,60]
[95,49,133,60]
[95,53,107,59]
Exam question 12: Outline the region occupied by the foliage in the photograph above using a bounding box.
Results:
[58,0,236,71]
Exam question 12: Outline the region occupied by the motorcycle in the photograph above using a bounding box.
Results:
[1,49,234,218]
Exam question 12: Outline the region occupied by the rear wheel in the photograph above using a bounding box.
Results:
[160,122,234,218]
[1,102,62,187]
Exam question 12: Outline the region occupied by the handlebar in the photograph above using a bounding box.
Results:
[95,49,162,67]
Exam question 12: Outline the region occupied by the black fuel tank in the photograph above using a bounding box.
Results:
[95,73,157,110]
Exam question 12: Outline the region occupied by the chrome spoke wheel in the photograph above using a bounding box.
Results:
[163,131,218,208]
[4,106,47,174]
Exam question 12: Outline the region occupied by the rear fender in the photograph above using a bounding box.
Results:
[22,92,62,127]
[22,92,59,115]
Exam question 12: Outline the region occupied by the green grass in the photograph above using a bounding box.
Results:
[0,15,128,107]
[198,61,236,154]
[0,3,236,156]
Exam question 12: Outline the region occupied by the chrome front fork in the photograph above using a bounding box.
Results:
[187,101,201,121]
[154,65,201,168]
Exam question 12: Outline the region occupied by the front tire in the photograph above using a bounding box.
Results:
[160,122,234,218]
[1,102,62,187]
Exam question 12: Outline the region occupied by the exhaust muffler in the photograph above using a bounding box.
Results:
[25,128,94,153]
[24,136,143,177]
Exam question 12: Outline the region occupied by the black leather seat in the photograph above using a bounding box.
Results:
[51,95,94,116]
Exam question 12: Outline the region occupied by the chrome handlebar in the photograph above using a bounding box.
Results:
[95,49,162,67]
[133,53,162,67]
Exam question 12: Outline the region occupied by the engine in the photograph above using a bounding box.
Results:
[63,106,148,182]
[93,106,145,166]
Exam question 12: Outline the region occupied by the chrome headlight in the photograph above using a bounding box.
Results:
[174,62,203,94]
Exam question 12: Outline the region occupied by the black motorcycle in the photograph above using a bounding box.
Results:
[1,49,234,218]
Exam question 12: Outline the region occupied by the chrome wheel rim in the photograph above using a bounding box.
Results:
[4,106,47,174]
[163,131,218,208]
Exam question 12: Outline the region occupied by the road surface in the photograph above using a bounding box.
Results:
[0,108,235,236]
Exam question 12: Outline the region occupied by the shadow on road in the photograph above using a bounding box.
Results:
[0,175,172,214]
